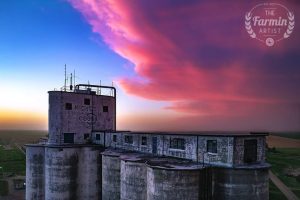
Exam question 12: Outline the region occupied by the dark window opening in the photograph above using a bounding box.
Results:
[84,98,90,105]
[244,139,257,163]
[207,140,217,153]
[84,133,90,140]
[64,133,74,143]
[103,106,108,112]
[141,136,147,145]
[125,135,133,144]
[170,138,185,150]
[65,103,72,110]
[113,135,117,142]
[96,134,100,140]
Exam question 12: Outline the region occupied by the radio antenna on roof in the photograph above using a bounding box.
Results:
[64,64,67,91]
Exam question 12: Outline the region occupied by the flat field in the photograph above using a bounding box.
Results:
[0,130,47,146]
[267,148,300,199]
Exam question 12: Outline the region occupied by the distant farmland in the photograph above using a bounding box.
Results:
[0,130,47,146]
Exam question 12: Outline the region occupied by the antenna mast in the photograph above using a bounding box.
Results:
[74,69,76,88]
[64,64,67,91]
[70,73,73,90]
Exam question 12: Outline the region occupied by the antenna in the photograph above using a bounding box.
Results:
[70,73,73,90]
[74,69,76,87]
[64,64,67,91]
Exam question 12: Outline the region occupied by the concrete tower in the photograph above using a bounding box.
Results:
[26,84,115,200]
[48,84,116,144]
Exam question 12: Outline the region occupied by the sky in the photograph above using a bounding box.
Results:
[0,0,299,132]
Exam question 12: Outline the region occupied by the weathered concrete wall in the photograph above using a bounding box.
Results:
[162,135,197,160]
[77,146,103,199]
[26,146,45,200]
[198,137,234,167]
[120,154,148,200]
[103,132,237,166]
[102,152,121,200]
[212,167,269,200]
[48,91,116,144]
[147,166,203,200]
[234,136,266,165]
[44,147,78,200]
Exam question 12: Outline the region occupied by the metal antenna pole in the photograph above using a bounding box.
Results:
[64,64,67,91]
[74,70,76,87]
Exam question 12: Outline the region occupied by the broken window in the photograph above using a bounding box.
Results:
[65,103,72,110]
[170,138,185,150]
[113,135,117,142]
[244,139,257,163]
[141,136,147,145]
[64,133,74,143]
[103,106,108,112]
[207,140,217,153]
[84,133,90,140]
[84,98,90,105]
[96,134,100,141]
[125,135,133,144]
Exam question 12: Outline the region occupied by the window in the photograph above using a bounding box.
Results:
[244,139,257,163]
[207,140,217,153]
[113,135,117,142]
[84,98,90,105]
[170,138,185,150]
[103,106,108,112]
[64,133,74,143]
[141,136,147,146]
[65,103,72,110]
[125,135,133,144]
[96,134,100,141]
[84,133,90,140]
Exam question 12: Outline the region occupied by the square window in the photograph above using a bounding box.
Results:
[103,106,108,112]
[84,133,90,140]
[113,135,117,142]
[65,103,72,110]
[170,138,185,150]
[84,98,90,105]
[125,135,133,144]
[207,140,217,153]
[64,133,74,143]
[96,134,100,140]
[141,136,147,145]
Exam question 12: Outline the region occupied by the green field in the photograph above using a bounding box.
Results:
[270,132,300,140]
[267,148,300,198]
[269,180,287,200]
[0,130,46,176]
[0,145,26,176]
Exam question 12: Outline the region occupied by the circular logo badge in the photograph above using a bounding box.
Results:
[245,3,295,47]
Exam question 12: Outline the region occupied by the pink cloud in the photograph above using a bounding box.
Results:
[69,0,300,130]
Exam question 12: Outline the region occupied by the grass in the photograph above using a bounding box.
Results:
[267,148,300,198]
[0,145,26,176]
[269,180,287,200]
[270,132,300,140]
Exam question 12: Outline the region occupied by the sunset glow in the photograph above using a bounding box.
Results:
[0,0,299,131]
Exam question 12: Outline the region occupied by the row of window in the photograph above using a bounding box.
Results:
[63,133,257,163]
[113,135,148,145]
[65,103,109,112]
[64,133,217,153]
[111,135,216,152]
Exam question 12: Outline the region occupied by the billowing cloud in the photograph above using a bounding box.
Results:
[69,0,300,131]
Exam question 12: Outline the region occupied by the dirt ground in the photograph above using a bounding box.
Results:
[267,135,300,148]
